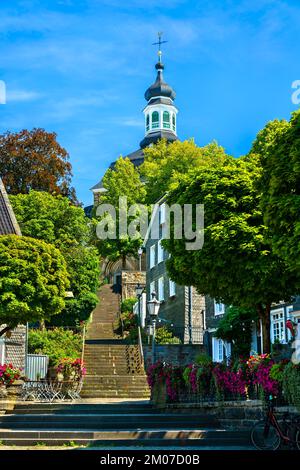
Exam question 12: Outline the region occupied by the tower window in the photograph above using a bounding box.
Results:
[163,111,170,129]
[146,114,150,132]
[172,113,176,131]
[152,111,159,129]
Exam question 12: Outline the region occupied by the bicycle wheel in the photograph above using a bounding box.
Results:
[251,420,281,450]
[295,428,300,450]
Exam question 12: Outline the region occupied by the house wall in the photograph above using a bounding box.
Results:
[121,271,146,300]
[145,232,205,342]
[1,325,27,370]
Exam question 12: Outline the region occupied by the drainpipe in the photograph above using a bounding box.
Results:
[260,319,263,354]
[188,286,192,344]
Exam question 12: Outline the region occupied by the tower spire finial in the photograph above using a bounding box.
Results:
[152,31,168,63]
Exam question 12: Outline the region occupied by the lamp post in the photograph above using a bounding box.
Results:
[147,291,160,364]
[138,247,143,272]
[135,283,144,363]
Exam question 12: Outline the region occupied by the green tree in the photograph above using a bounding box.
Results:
[163,156,297,352]
[95,157,147,268]
[10,191,100,325]
[0,235,69,336]
[0,128,77,202]
[140,139,229,203]
[10,190,91,247]
[215,306,258,358]
[252,110,300,273]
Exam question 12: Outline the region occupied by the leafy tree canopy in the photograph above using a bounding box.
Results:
[251,110,300,272]
[96,157,147,266]
[0,235,69,335]
[140,139,229,203]
[163,156,298,352]
[0,128,77,202]
[10,191,100,326]
[10,190,91,248]
[215,306,258,358]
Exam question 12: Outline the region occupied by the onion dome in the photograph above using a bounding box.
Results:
[144,61,176,102]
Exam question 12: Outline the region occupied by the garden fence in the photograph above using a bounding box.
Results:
[26,354,49,381]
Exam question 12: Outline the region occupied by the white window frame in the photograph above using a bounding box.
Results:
[270,308,286,344]
[160,203,166,225]
[169,279,176,297]
[157,240,164,264]
[0,338,5,365]
[158,277,164,302]
[149,281,155,300]
[286,305,294,342]
[212,337,224,363]
[150,244,156,269]
[214,301,225,316]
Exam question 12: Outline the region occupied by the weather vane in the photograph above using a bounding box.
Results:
[152,32,168,62]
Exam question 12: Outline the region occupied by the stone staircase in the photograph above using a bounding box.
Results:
[0,402,252,449]
[81,284,150,399]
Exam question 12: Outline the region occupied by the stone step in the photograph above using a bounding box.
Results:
[0,413,218,426]
[83,377,148,383]
[9,404,154,415]
[0,429,251,448]
[81,390,150,396]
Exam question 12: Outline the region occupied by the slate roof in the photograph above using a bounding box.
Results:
[140,130,178,149]
[0,178,21,236]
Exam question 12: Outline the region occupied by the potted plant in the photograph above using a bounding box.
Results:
[0,364,23,400]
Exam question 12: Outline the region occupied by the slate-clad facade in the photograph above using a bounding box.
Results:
[0,178,26,369]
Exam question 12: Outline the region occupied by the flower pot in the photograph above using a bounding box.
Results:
[151,380,167,406]
[47,367,58,380]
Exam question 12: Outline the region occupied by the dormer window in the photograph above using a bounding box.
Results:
[146,114,150,132]
[152,111,159,129]
[163,111,170,129]
[172,113,176,131]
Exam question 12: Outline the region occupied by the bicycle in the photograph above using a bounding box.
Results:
[251,395,300,450]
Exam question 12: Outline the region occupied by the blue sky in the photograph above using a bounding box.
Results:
[0,0,299,206]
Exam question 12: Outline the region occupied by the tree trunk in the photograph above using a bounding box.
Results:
[122,254,126,270]
[0,326,11,337]
[257,303,271,354]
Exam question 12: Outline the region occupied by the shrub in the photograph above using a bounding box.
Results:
[215,306,258,358]
[121,311,137,331]
[155,326,181,345]
[28,328,82,366]
[282,362,300,410]
[121,298,137,313]
[125,326,148,343]
[195,354,213,366]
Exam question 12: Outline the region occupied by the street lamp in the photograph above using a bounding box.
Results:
[147,291,160,364]
[138,247,143,271]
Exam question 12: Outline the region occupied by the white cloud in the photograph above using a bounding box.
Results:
[44,91,119,121]
[121,118,144,127]
[6,89,42,102]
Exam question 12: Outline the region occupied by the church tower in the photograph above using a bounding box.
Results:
[89,34,178,208]
[140,41,178,148]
